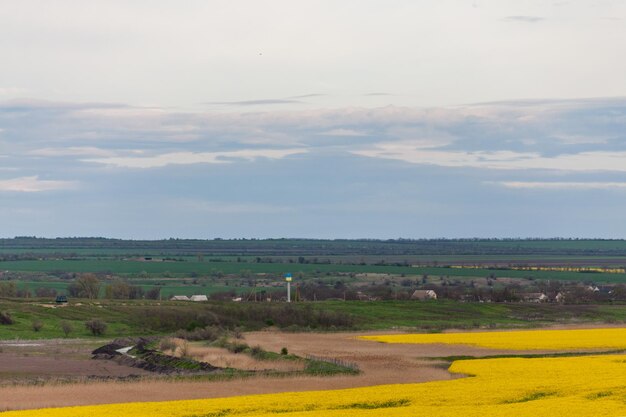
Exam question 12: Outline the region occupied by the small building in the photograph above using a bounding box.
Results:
[170,295,190,301]
[356,291,372,301]
[190,295,208,302]
[411,290,437,300]
[521,292,548,303]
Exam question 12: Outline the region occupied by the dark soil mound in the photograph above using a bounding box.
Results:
[92,338,220,375]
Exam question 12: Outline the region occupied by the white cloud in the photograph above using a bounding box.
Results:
[0,87,27,97]
[319,128,367,137]
[29,146,118,157]
[176,200,293,214]
[493,181,626,190]
[353,142,626,172]
[0,176,78,192]
[550,134,611,145]
[83,148,308,168]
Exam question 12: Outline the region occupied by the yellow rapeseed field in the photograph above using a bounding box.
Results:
[360,327,626,350]
[4,354,626,417]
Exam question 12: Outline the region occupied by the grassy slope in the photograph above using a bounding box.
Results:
[1,299,625,340]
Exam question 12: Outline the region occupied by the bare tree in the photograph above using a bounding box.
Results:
[76,274,101,299]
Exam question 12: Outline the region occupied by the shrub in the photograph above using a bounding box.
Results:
[0,311,13,325]
[159,338,177,352]
[35,287,57,298]
[226,342,248,354]
[32,320,43,332]
[85,319,107,336]
[174,325,223,341]
[250,345,264,358]
[281,347,289,355]
[60,321,73,337]
[178,340,190,358]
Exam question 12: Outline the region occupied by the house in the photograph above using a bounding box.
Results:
[555,292,565,303]
[356,291,371,301]
[521,292,548,303]
[190,295,208,302]
[411,290,437,300]
[170,295,190,301]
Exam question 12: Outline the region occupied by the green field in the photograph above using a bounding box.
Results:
[3,259,626,283]
[1,299,625,340]
[4,237,626,256]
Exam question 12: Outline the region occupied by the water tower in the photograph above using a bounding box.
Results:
[285,273,292,302]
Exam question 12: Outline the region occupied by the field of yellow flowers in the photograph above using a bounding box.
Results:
[360,327,626,350]
[4,353,626,417]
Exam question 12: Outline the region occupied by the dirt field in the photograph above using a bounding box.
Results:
[0,330,564,411]
[0,340,153,384]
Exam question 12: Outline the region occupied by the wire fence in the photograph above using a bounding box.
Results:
[304,354,360,371]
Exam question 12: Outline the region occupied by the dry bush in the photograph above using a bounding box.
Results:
[0,311,13,325]
[32,320,44,332]
[60,320,73,337]
[174,325,223,341]
[159,338,177,352]
[177,340,190,358]
[85,319,107,336]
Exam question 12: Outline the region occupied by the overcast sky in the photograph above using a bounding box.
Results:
[1,1,626,239]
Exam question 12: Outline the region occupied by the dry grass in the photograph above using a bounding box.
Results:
[161,338,304,371]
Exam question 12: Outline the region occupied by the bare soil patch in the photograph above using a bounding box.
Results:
[0,339,152,385]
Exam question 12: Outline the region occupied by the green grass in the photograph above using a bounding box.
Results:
[503,391,556,404]
[431,349,626,362]
[3,259,626,283]
[2,298,625,340]
[320,300,626,329]
[13,280,270,299]
[304,359,359,376]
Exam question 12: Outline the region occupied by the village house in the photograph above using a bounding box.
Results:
[411,289,437,300]
[521,292,549,303]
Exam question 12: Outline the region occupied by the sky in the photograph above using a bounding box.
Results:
[1,0,626,239]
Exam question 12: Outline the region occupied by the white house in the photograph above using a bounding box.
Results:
[190,295,208,302]
[411,290,438,300]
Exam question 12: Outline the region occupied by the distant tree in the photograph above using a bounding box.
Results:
[145,286,161,300]
[85,319,107,336]
[128,285,144,299]
[0,282,17,297]
[35,287,58,298]
[60,320,73,337]
[76,274,101,299]
[16,288,31,298]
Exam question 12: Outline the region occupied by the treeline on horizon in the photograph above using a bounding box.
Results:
[2,237,626,256]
